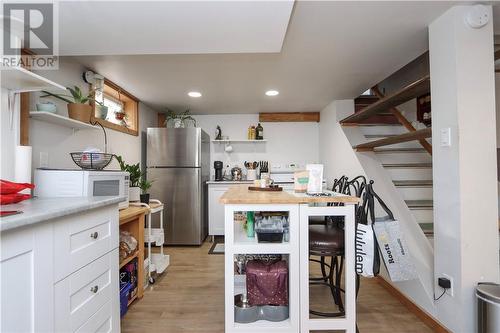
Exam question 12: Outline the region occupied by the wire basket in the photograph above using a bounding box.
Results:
[70,152,115,170]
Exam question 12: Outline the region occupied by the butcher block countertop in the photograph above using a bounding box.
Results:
[219,185,360,205]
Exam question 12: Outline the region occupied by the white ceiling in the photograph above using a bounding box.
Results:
[59,1,294,55]
[70,1,459,114]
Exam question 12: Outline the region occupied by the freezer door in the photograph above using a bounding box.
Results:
[148,167,207,245]
[147,128,201,167]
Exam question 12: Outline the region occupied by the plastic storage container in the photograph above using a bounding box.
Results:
[120,283,133,317]
[255,215,285,243]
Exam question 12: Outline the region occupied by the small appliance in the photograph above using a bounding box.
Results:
[231,167,243,181]
[34,169,129,209]
[214,161,224,181]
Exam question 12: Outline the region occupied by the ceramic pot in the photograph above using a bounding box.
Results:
[140,193,150,204]
[129,187,140,202]
[96,105,108,120]
[67,103,92,123]
[115,112,126,120]
[173,118,185,128]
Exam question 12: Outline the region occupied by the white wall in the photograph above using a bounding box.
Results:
[0,88,19,180]
[318,100,365,188]
[429,5,499,332]
[192,114,319,178]
[29,57,157,171]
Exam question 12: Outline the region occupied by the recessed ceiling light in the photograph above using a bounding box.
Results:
[265,90,279,96]
[188,91,202,98]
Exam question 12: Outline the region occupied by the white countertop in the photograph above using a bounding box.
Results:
[206,180,294,184]
[0,196,126,232]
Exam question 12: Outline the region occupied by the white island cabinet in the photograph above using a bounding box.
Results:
[0,196,123,333]
[220,185,359,333]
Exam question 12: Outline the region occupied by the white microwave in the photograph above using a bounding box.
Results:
[34,169,130,209]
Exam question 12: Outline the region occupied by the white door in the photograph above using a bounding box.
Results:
[208,186,228,236]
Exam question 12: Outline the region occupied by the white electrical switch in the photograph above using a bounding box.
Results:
[440,128,451,147]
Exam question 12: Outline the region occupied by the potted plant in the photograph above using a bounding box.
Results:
[96,104,108,120]
[116,155,143,202]
[139,178,153,204]
[41,86,96,123]
[164,109,197,128]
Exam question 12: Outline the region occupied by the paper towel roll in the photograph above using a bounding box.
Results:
[14,145,32,194]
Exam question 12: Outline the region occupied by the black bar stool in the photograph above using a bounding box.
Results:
[308,175,367,318]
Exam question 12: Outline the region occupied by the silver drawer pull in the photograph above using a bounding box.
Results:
[90,285,99,293]
[90,232,99,239]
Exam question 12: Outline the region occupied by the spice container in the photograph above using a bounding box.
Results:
[250,126,256,140]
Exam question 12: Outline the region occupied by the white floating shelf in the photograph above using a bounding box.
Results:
[1,66,66,92]
[212,139,267,143]
[30,111,97,130]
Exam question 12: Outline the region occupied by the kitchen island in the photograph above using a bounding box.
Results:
[220,185,359,333]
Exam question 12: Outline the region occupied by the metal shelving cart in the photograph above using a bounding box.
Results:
[130,199,170,285]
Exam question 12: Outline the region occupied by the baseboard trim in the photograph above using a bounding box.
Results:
[376,276,450,333]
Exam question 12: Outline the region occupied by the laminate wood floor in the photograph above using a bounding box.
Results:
[121,241,432,333]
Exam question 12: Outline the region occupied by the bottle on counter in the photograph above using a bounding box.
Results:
[250,126,256,140]
[256,123,264,140]
[246,211,255,237]
[247,126,252,140]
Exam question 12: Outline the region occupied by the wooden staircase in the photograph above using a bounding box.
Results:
[340,76,434,238]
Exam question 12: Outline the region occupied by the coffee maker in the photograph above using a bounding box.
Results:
[214,161,224,181]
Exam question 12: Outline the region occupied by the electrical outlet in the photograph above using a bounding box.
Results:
[442,274,454,297]
[39,152,48,168]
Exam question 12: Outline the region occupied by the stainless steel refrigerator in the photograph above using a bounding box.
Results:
[147,128,210,245]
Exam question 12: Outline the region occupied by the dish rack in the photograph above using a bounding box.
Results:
[130,199,169,285]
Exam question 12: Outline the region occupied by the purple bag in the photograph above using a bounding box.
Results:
[246,260,288,306]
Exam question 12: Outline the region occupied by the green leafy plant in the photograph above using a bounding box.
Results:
[139,178,153,194]
[116,155,142,187]
[164,109,197,127]
[41,86,97,104]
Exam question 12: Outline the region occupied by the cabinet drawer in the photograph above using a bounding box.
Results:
[55,249,119,333]
[54,207,118,281]
[75,298,118,333]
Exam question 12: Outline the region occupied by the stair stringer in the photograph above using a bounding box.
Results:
[338,116,437,317]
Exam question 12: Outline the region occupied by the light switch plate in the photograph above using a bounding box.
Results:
[440,128,451,147]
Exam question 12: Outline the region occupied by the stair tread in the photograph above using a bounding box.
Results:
[406,199,433,208]
[394,180,433,187]
[419,223,434,236]
[356,123,404,127]
[382,163,432,168]
[375,148,427,153]
[365,134,401,138]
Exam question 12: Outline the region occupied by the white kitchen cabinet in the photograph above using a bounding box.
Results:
[0,204,120,333]
[0,222,54,333]
[209,185,229,236]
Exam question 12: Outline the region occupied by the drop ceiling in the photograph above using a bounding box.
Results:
[64,1,462,114]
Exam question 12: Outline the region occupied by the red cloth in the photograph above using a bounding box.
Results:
[0,180,34,205]
[246,260,288,306]
[0,179,34,194]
